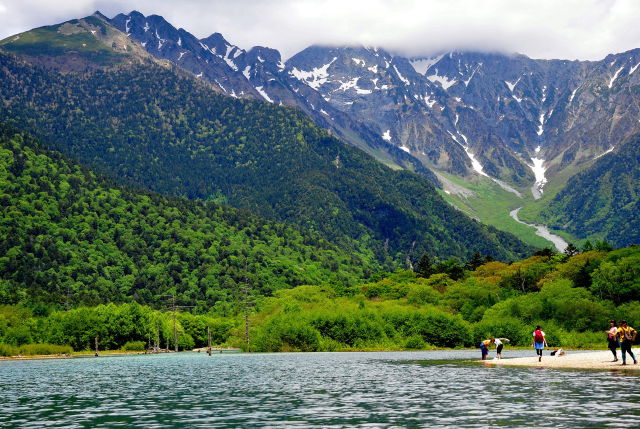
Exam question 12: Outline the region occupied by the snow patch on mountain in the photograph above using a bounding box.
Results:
[463,63,482,87]
[630,62,640,75]
[569,87,579,104]
[255,86,273,103]
[537,113,545,136]
[505,78,520,92]
[448,131,488,177]
[427,72,457,90]
[423,94,436,108]
[290,57,338,90]
[393,65,410,85]
[410,55,444,75]
[608,66,625,88]
[529,157,547,199]
[382,130,391,141]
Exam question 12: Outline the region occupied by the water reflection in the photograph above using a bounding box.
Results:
[0,351,638,428]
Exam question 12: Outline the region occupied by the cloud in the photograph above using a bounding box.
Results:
[1,0,639,61]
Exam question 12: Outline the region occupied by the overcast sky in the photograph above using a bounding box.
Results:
[1,0,639,60]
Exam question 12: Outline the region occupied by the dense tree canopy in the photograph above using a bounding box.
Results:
[0,125,376,309]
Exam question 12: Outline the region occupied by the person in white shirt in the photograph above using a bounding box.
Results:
[493,337,510,359]
[605,320,619,362]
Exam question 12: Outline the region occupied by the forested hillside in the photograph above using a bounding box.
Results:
[537,135,640,247]
[0,125,376,309]
[2,245,638,353]
[0,50,532,261]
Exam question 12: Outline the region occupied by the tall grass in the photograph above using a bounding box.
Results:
[0,343,73,357]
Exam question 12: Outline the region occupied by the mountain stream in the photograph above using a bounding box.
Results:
[509,207,568,252]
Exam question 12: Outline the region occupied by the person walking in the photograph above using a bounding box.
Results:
[617,320,637,365]
[480,338,494,360]
[493,337,510,359]
[532,326,547,362]
[605,320,619,362]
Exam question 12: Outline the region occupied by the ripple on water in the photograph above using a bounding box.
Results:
[0,351,639,427]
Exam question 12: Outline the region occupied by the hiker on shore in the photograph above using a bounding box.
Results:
[532,325,547,362]
[605,320,619,362]
[617,320,638,365]
[480,338,494,360]
[493,337,510,359]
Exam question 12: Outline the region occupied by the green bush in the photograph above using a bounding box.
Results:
[472,317,531,346]
[556,331,603,348]
[403,335,426,349]
[310,310,386,346]
[253,315,321,352]
[0,343,19,357]
[3,326,32,346]
[122,341,146,351]
[383,307,472,347]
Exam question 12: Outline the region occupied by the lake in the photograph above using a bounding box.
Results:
[1,350,638,427]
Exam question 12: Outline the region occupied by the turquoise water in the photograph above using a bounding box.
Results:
[1,350,638,428]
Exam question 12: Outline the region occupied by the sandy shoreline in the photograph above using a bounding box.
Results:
[481,350,640,371]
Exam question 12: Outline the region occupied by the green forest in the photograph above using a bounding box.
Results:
[0,125,377,309]
[2,245,638,355]
[0,50,531,262]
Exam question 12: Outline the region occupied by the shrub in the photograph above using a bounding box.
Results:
[383,307,472,347]
[122,341,146,351]
[0,343,19,357]
[403,335,426,349]
[472,318,531,346]
[310,310,386,346]
[253,315,321,352]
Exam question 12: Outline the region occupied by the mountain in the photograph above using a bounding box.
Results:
[108,11,434,179]
[0,13,533,263]
[534,134,640,247]
[0,124,375,308]
[287,48,640,191]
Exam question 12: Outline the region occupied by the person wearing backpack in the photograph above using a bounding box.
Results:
[617,320,638,365]
[532,325,548,362]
